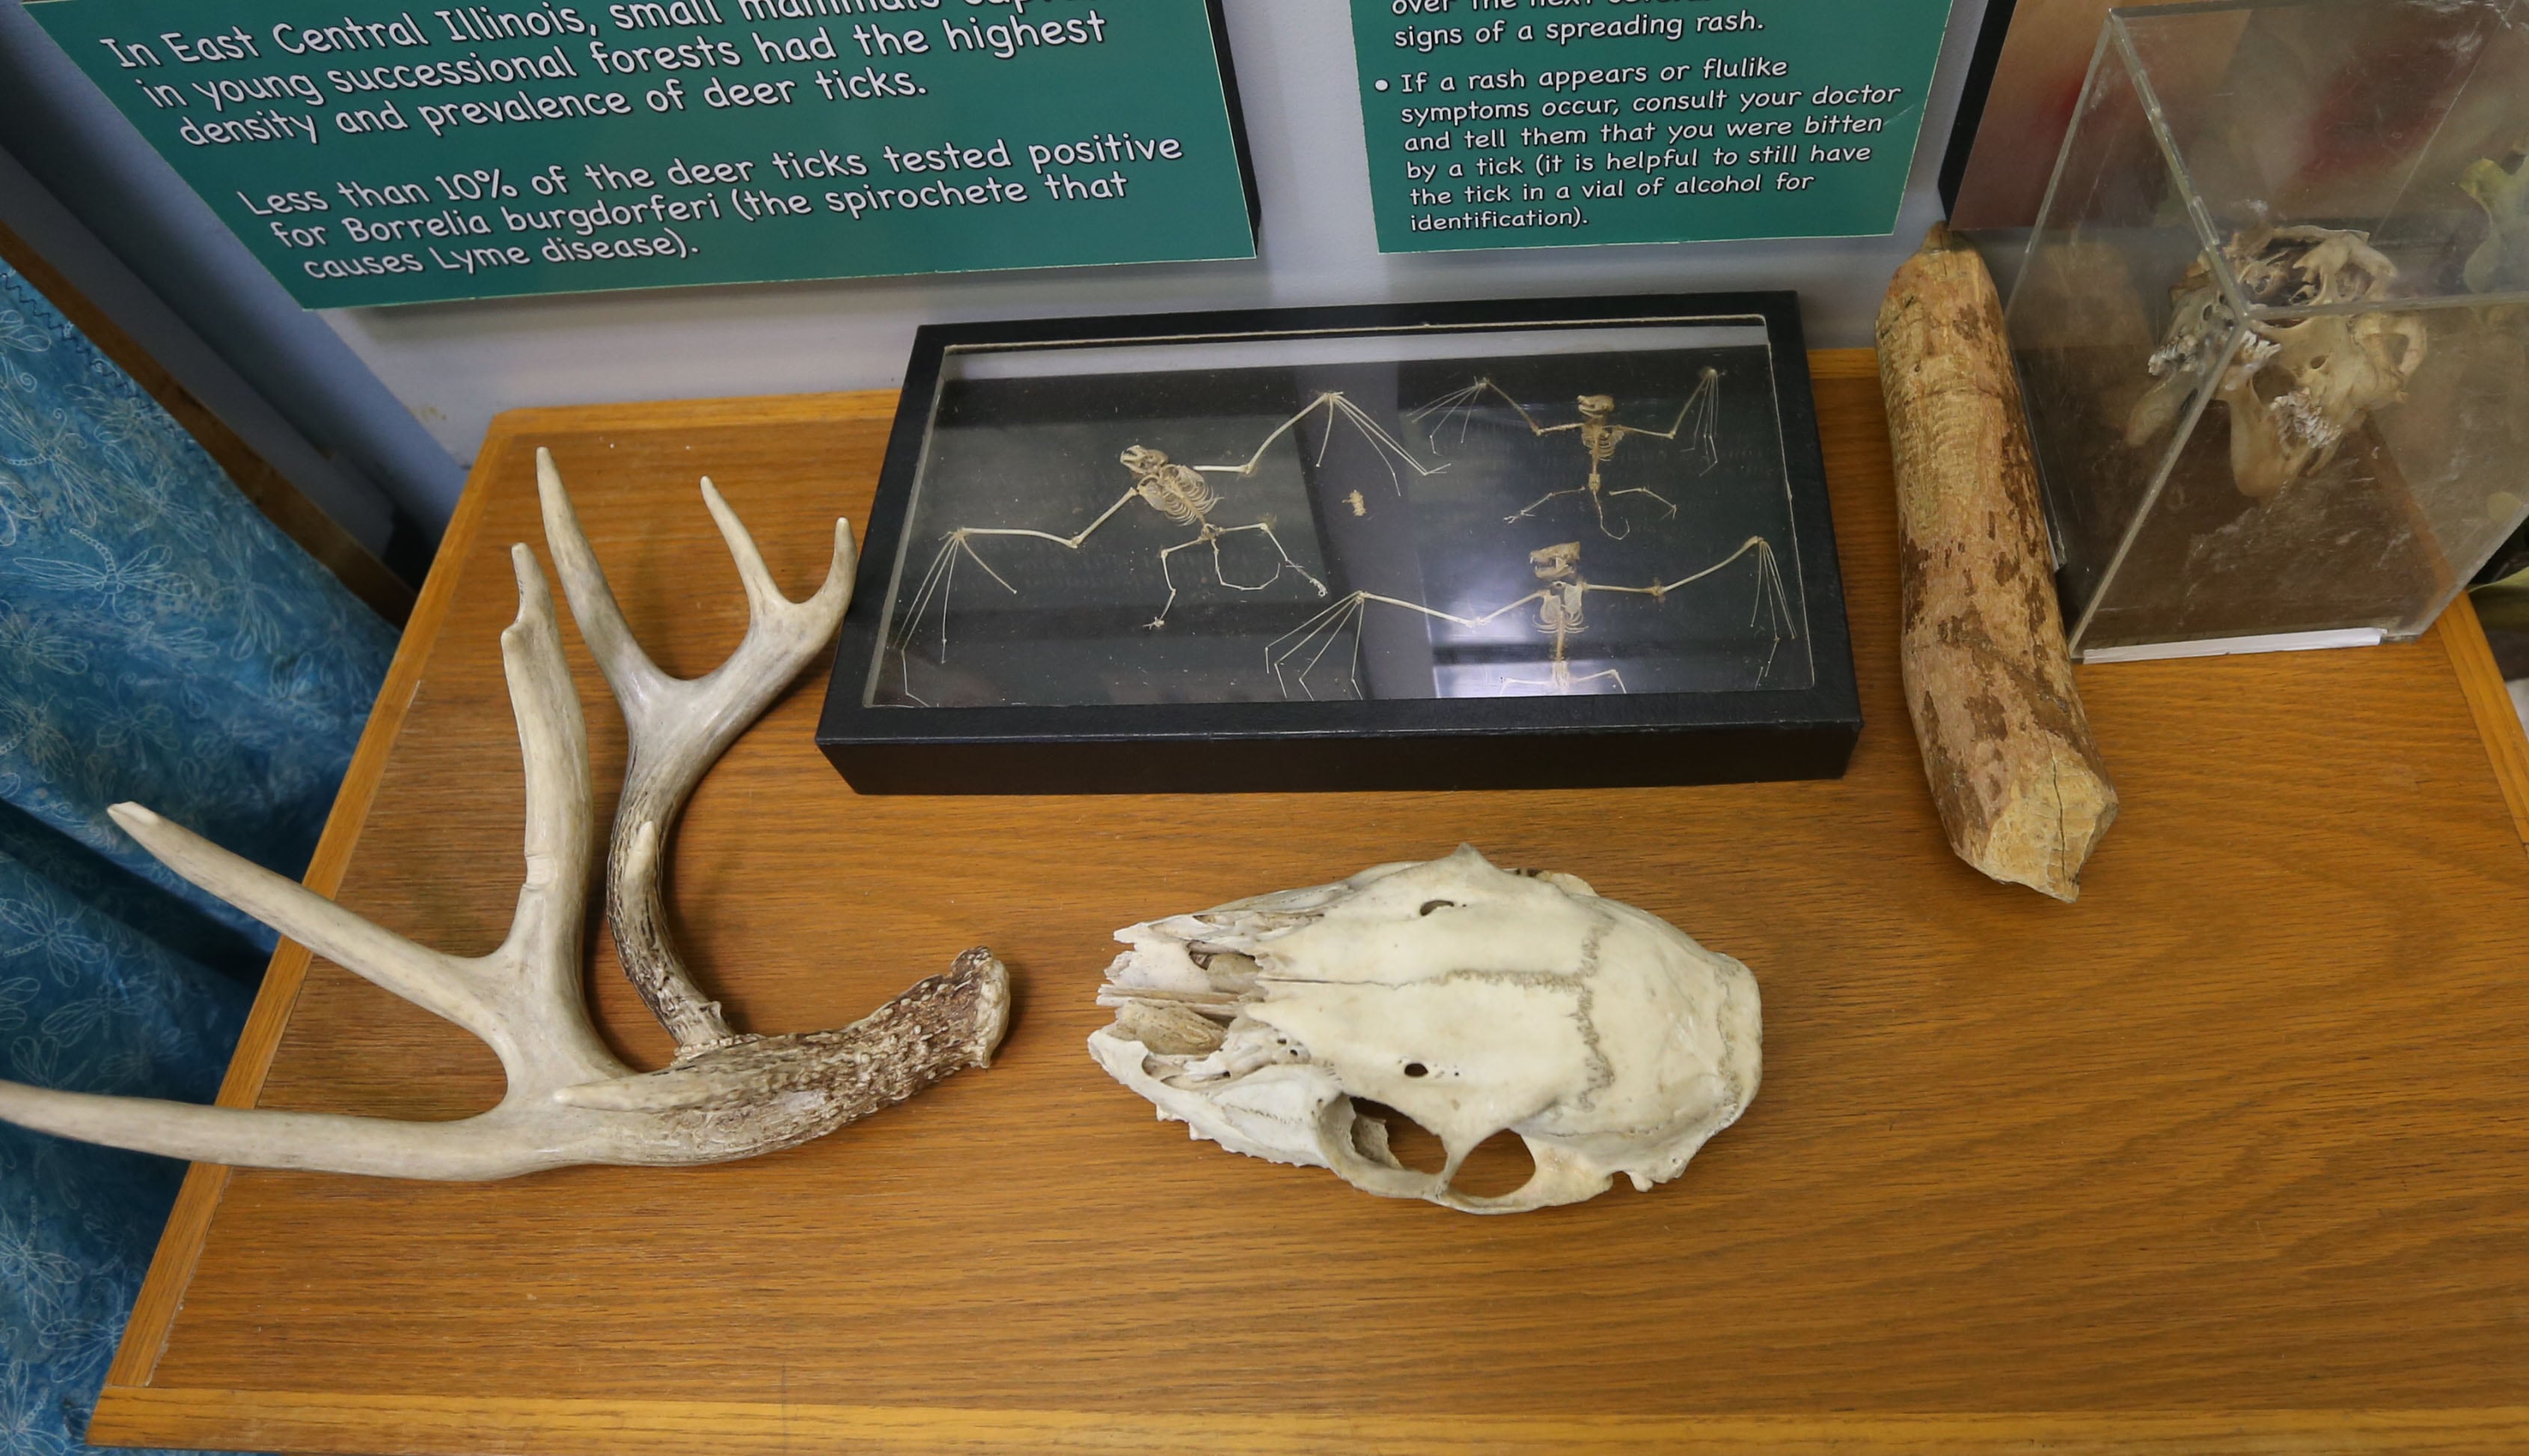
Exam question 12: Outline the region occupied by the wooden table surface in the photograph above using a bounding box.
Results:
[92,352,2529,1455]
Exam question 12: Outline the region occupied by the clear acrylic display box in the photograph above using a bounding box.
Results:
[2007,0,2529,661]
[817,295,1860,794]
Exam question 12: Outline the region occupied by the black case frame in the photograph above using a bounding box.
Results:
[816,293,1859,795]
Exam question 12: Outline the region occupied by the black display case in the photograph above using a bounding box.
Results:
[817,293,1858,793]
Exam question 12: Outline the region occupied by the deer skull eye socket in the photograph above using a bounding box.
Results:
[1088,845,1761,1215]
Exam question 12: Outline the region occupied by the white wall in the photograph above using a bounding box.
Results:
[328,0,1990,508]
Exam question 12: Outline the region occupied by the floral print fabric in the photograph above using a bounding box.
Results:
[0,257,394,1453]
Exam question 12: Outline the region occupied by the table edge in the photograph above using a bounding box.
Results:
[478,386,908,436]
[2437,592,2529,852]
[83,1386,2529,1455]
[98,348,2529,1431]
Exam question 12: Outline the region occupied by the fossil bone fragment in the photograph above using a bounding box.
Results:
[2126,225,2429,501]
[1088,845,1760,1214]
[1879,224,2117,902]
[0,453,1009,1179]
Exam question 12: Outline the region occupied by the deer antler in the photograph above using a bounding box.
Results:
[0,459,1008,1180]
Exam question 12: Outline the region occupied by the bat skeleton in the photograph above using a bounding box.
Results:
[888,392,1443,703]
[1268,534,1794,702]
[1413,367,1722,539]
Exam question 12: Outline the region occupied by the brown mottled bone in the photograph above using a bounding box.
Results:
[1875,224,2117,902]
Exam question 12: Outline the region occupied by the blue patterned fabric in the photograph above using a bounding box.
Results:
[0,259,395,1454]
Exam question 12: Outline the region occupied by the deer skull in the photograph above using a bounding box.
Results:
[1088,846,1760,1214]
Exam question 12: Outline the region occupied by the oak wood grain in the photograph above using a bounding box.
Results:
[82,1388,2529,1456]
[92,352,2529,1455]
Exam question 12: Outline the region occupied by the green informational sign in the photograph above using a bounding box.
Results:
[30,0,1256,306]
[1351,0,1954,252]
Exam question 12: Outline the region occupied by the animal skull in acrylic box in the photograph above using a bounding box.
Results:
[1089,845,1761,1214]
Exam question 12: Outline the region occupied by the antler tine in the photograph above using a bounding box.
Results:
[0,548,634,1176]
[534,452,854,1052]
[493,543,598,1009]
[477,544,623,1088]
[105,803,497,1041]
[534,445,670,715]
[0,1088,556,1181]
[0,461,1006,1181]
[700,476,857,634]
[85,545,603,1076]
